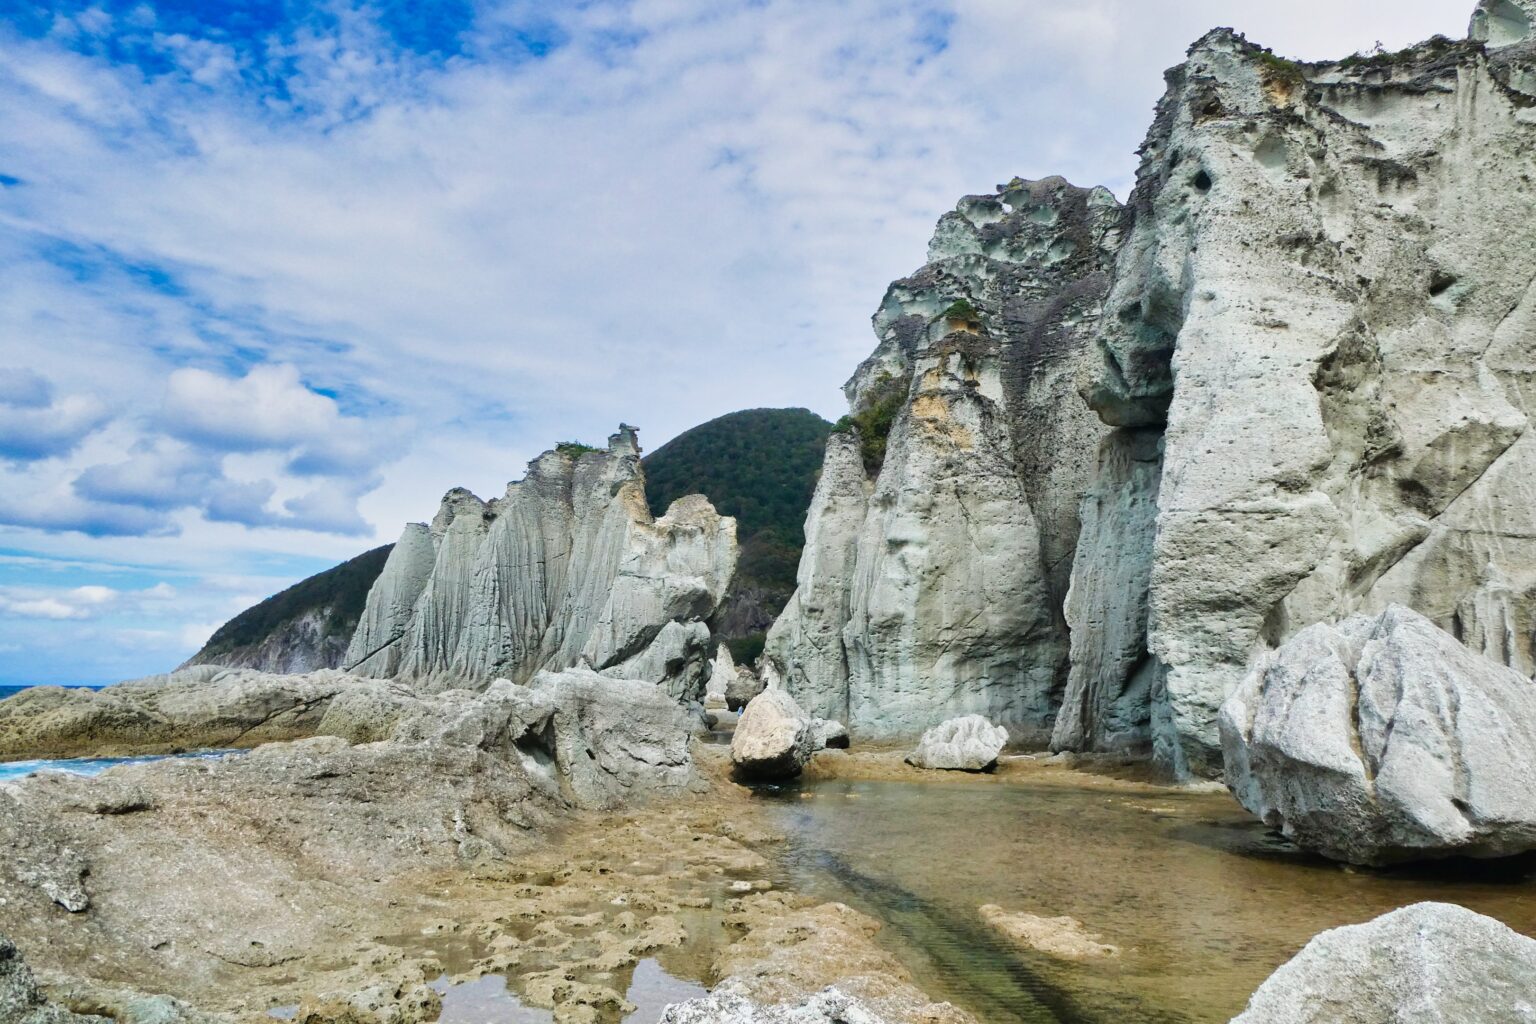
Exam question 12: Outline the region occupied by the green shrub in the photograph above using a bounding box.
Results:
[555,441,602,457]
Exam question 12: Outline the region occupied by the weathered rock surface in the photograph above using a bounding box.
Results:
[726,661,766,714]
[905,716,1008,772]
[706,645,737,707]
[1231,902,1536,1023]
[702,893,975,1024]
[0,667,374,760]
[1471,0,1536,46]
[1220,605,1536,865]
[1053,24,1536,776]
[810,719,849,750]
[731,689,815,779]
[343,528,435,679]
[0,936,109,1024]
[767,179,1121,742]
[345,427,737,700]
[978,906,1118,960]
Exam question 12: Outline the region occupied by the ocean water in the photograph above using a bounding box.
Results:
[0,683,107,701]
[0,750,244,784]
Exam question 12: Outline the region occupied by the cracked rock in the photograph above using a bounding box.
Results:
[1220,604,1536,865]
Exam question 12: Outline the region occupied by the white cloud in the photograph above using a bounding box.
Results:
[2,596,84,619]
[161,364,344,453]
[0,372,110,461]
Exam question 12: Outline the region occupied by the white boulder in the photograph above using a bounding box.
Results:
[1220,605,1536,865]
[905,716,1008,772]
[1231,902,1536,1023]
[731,689,815,779]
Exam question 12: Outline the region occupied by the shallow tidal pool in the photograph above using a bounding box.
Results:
[756,768,1536,1024]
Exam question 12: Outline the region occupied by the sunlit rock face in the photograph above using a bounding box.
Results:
[345,427,737,699]
[766,178,1122,743]
[1064,26,1536,777]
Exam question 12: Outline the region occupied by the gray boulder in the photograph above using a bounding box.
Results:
[661,988,889,1024]
[810,719,849,750]
[1220,605,1536,865]
[731,689,815,779]
[905,716,1008,772]
[0,935,109,1024]
[1231,902,1536,1023]
[725,661,766,713]
[525,669,698,810]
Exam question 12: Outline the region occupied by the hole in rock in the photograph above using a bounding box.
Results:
[1192,169,1214,192]
[1429,271,1457,298]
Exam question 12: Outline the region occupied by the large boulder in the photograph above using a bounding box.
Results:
[1231,902,1536,1023]
[725,662,766,713]
[731,689,815,779]
[1220,605,1536,865]
[0,935,109,1024]
[905,716,1007,772]
[525,669,698,810]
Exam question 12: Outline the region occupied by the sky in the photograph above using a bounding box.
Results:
[0,0,1469,685]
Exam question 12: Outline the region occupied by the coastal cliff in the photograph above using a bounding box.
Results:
[771,5,1536,775]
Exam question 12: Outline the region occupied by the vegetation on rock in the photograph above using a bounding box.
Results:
[832,372,907,476]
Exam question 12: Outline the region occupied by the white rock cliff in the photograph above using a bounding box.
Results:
[773,14,1536,778]
[345,427,737,699]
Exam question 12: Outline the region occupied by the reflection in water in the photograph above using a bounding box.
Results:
[429,957,707,1024]
[434,974,553,1023]
[759,776,1536,1024]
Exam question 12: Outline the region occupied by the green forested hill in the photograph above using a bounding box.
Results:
[643,407,833,661]
[185,544,392,671]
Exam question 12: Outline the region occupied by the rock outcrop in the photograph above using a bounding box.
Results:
[766,179,1122,742]
[1231,902,1536,1023]
[0,667,371,761]
[661,988,891,1024]
[0,936,108,1024]
[977,906,1119,960]
[731,688,816,779]
[345,427,737,699]
[904,716,1008,772]
[1220,605,1536,865]
[1060,28,1536,776]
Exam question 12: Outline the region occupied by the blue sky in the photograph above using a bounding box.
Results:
[0,0,1468,685]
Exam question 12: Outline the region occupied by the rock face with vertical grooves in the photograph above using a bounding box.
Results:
[1063,27,1536,776]
[345,427,737,699]
[1220,605,1536,866]
[766,178,1122,743]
